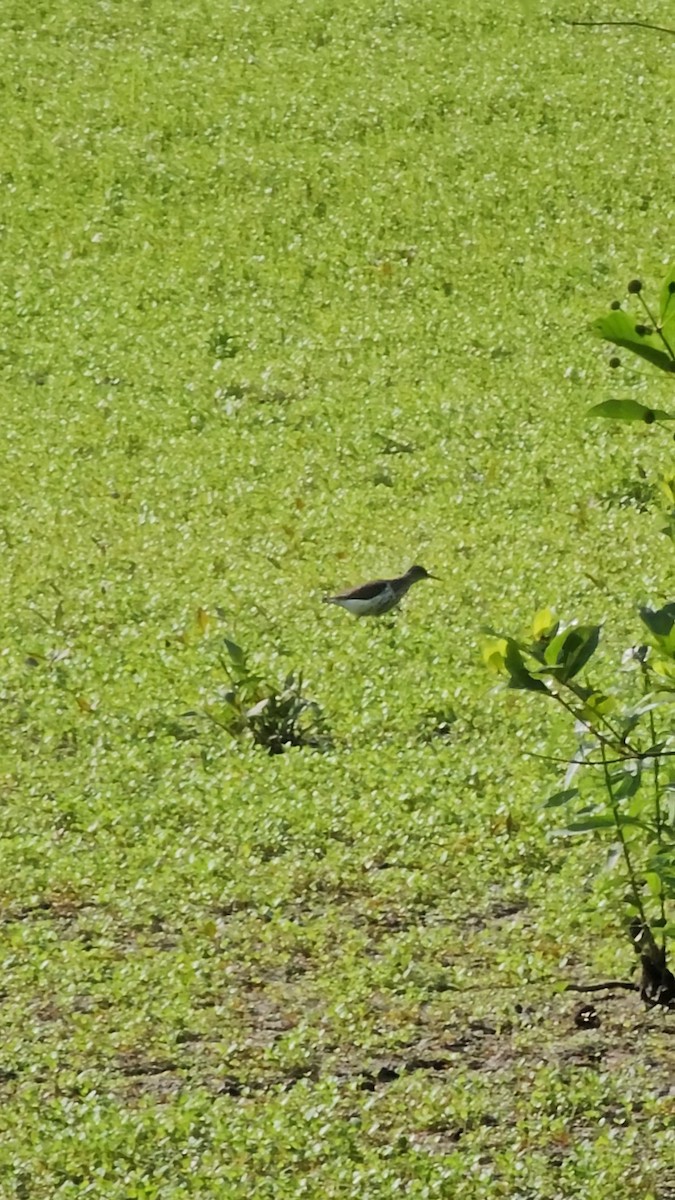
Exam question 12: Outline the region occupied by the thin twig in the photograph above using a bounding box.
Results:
[526,751,605,766]
[550,687,634,758]
[556,675,641,756]
[560,18,675,36]
[565,979,637,993]
[527,748,675,767]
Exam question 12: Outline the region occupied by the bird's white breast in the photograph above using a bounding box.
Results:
[330,584,397,616]
[335,596,381,615]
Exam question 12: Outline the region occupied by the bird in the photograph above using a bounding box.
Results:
[323,564,439,617]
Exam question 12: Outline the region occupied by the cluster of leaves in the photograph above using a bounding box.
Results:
[589,266,675,425]
[195,638,332,756]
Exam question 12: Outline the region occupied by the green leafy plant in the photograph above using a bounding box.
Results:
[486,266,675,1007]
[200,638,332,755]
[484,606,675,1006]
[589,266,675,425]
[591,265,675,540]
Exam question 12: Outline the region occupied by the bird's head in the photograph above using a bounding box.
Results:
[407,564,440,582]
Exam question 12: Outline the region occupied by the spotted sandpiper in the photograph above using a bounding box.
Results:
[323,564,438,616]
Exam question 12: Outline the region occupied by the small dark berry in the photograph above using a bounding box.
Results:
[669,281,675,294]
[627,278,643,294]
[609,356,620,368]
[635,324,650,337]
[610,300,621,310]
[644,410,656,424]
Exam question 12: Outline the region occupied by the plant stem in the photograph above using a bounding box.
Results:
[641,663,667,941]
[550,687,632,758]
[637,292,675,363]
[559,675,642,753]
[601,743,647,928]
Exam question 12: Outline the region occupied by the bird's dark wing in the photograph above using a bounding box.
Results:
[334,579,387,601]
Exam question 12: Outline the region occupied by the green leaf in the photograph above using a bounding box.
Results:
[504,639,550,694]
[482,636,507,672]
[647,852,675,894]
[543,624,600,681]
[581,691,615,718]
[612,768,641,802]
[639,602,675,638]
[543,788,578,808]
[639,603,675,656]
[566,814,618,831]
[588,398,675,423]
[224,637,246,666]
[644,872,664,899]
[566,813,643,832]
[592,311,675,375]
[526,609,560,663]
[532,607,558,640]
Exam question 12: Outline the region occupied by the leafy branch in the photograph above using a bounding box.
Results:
[485,604,675,1007]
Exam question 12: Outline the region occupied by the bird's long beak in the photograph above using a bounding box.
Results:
[427,573,441,581]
